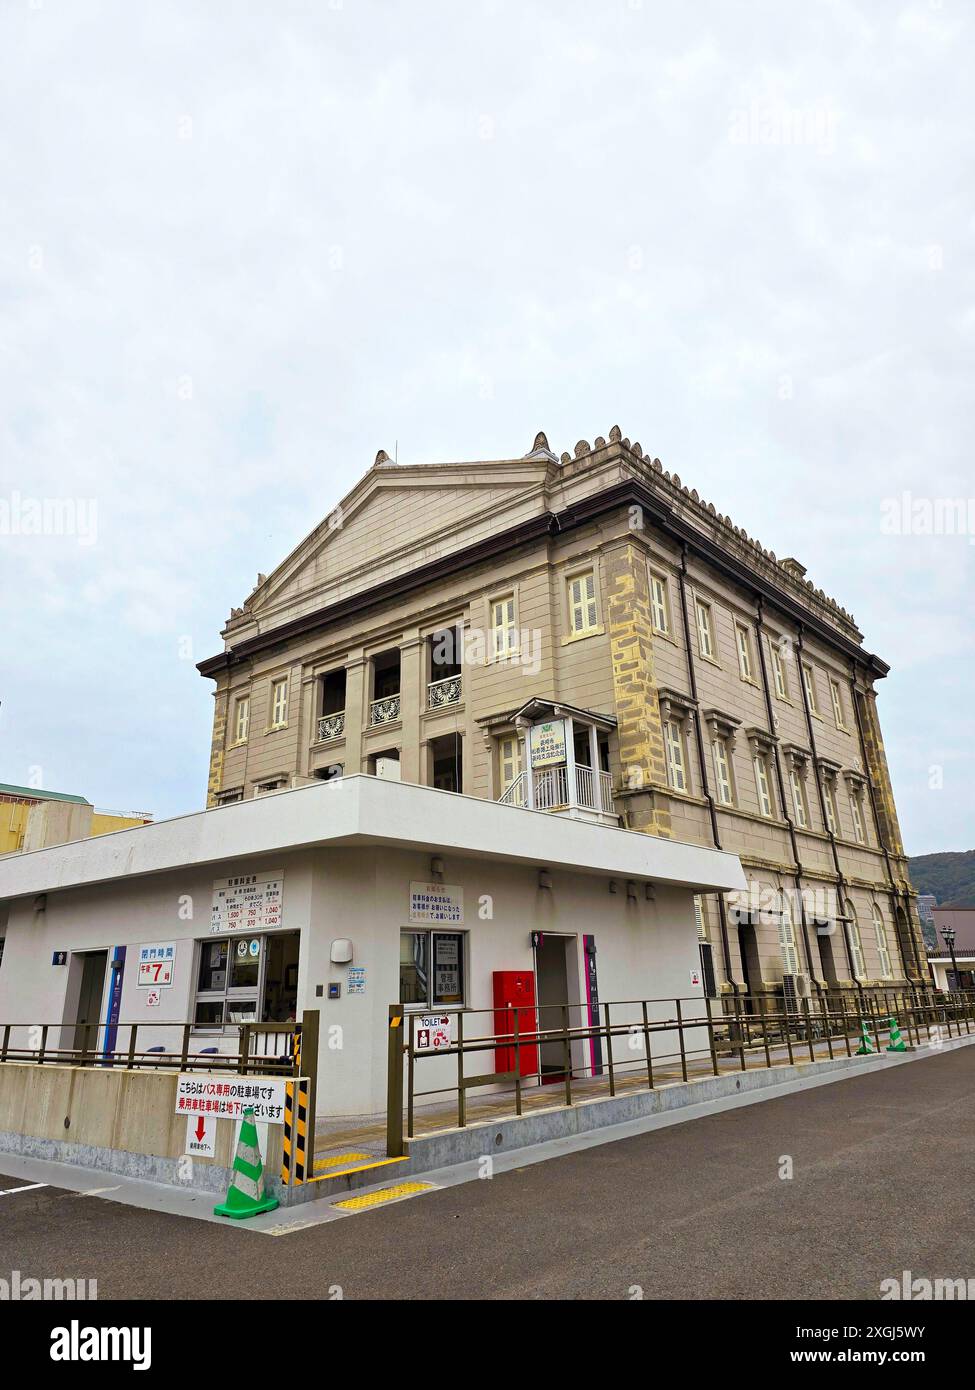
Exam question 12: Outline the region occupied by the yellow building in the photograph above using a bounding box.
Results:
[0,784,151,855]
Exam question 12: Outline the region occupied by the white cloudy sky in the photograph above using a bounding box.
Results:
[1,0,972,854]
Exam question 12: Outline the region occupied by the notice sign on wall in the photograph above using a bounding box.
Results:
[137,942,175,988]
[409,881,463,924]
[175,1074,296,1125]
[529,719,567,769]
[211,870,284,935]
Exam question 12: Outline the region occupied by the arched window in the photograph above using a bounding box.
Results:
[845,900,866,981]
[872,904,892,980]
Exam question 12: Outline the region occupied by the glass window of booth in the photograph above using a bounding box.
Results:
[194,930,299,1027]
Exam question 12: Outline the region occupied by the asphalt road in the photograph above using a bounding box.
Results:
[2,1045,973,1300]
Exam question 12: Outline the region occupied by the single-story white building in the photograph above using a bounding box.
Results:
[0,776,745,1116]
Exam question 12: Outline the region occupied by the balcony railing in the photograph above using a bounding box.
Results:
[317,711,346,742]
[369,694,401,726]
[428,674,462,709]
[498,765,616,817]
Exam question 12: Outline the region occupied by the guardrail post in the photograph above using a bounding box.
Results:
[820,994,833,1059]
[513,1008,522,1117]
[759,997,771,1069]
[180,1023,191,1071]
[603,1002,616,1097]
[642,1000,656,1088]
[239,1023,251,1076]
[802,998,815,1061]
[675,998,688,1083]
[1,1024,9,1063]
[561,1005,572,1105]
[39,1024,49,1066]
[126,1024,138,1070]
[456,1011,466,1129]
[386,1004,405,1157]
[407,1012,416,1140]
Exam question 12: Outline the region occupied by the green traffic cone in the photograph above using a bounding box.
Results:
[214,1107,279,1219]
[855,1020,875,1055]
[886,1016,908,1052]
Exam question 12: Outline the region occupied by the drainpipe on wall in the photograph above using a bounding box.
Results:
[677,542,736,992]
[754,597,818,988]
[848,661,925,987]
[794,626,860,999]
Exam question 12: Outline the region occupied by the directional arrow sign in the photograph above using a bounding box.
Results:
[184,1112,216,1158]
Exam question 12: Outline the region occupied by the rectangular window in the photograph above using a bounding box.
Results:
[829,677,846,729]
[399,930,466,1008]
[695,599,715,660]
[233,696,250,744]
[790,768,808,829]
[194,931,300,1027]
[498,735,522,792]
[754,754,774,818]
[850,792,865,843]
[649,571,670,635]
[873,908,892,980]
[270,677,289,729]
[735,624,753,682]
[779,912,800,976]
[712,738,734,805]
[802,662,819,715]
[664,720,687,792]
[693,895,707,941]
[567,571,598,636]
[490,595,517,659]
[772,645,789,700]
[822,781,838,834]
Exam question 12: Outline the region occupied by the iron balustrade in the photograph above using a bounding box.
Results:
[427,675,462,708]
[385,986,975,1155]
[369,694,401,725]
[316,711,346,742]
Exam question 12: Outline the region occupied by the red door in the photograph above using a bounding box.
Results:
[493,970,538,1077]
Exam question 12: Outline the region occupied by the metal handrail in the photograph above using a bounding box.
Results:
[387,986,975,1151]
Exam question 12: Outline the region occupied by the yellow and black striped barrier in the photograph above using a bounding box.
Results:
[280,1075,310,1185]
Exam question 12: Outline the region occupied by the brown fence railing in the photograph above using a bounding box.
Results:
[385,987,975,1156]
[0,1020,299,1076]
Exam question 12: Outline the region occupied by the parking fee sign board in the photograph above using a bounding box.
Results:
[415,1015,452,1050]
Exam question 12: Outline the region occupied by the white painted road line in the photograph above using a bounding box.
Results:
[0,1183,47,1197]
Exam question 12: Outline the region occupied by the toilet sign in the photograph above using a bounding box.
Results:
[184,1113,216,1158]
[415,1015,452,1050]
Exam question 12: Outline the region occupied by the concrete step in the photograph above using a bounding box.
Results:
[303,1152,409,1196]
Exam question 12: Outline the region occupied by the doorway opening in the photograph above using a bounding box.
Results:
[72,950,108,1050]
[534,933,578,1084]
[737,924,762,1011]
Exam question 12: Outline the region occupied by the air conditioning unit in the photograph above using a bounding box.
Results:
[375,757,401,782]
[782,973,811,1013]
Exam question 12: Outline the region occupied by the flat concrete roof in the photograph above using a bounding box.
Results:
[0,775,746,901]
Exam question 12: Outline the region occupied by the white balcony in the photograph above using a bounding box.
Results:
[316,711,346,742]
[369,694,401,726]
[427,674,462,709]
[499,765,618,825]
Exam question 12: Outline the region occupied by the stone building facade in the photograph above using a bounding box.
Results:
[198,428,925,998]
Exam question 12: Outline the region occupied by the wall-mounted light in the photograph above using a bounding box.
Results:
[430,856,445,878]
[645,884,655,902]
[33,894,47,914]
[538,870,552,890]
[626,880,638,900]
[330,938,353,964]
[608,879,619,894]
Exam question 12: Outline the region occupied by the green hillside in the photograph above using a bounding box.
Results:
[907,850,975,909]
